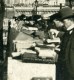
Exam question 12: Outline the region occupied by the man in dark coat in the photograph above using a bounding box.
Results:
[58,7,74,80]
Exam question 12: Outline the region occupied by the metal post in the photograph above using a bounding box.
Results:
[6,20,11,58]
[0,0,5,61]
[56,0,58,5]
[60,3,62,9]
[69,0,72,8]
[35,0,38,15]
[0,1,5,80]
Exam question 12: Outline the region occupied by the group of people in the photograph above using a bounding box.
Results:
[48,6,74,80]
[28,6,74,80]
[7,6,74,80]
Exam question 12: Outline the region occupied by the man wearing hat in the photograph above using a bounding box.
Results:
[58,7,74,80]
[49,12,64,37]
[47,12,64,80]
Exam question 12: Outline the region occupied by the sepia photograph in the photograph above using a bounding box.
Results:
[0,0,74,80]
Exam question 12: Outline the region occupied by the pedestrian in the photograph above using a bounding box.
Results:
[58,7,74,80]
[47,13,64,80]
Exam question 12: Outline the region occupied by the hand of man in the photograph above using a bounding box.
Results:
[49,29,59,37]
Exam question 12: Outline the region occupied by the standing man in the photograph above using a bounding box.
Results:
[47,13,64,80]
[58,7,74,80]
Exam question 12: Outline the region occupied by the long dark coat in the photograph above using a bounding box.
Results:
[59,28,74,79]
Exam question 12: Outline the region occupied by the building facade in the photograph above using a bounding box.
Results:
[5,0,66,6]
[5,0,69,18]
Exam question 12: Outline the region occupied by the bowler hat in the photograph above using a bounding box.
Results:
[59,7,74,20]
[50,13,61,22]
